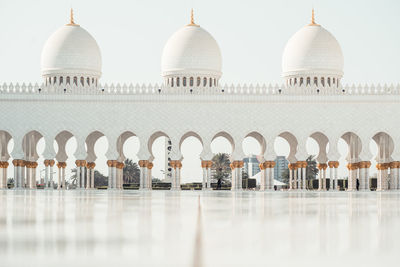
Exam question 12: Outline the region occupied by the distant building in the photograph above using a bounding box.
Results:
[244,155,260,177]
[274,156,288,181]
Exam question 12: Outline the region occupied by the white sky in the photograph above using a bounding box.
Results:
[1,0,396,183]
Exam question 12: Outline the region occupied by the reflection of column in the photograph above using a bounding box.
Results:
[147,162,153,190]
[377,163,389,191]
[138,160,148,190]
[347,163,359,191]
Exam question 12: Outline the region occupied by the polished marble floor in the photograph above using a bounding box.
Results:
[1,190,400,267]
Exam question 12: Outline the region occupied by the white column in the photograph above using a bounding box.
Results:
[347,163,358,191]
[147,163,153,190]
[44,162,49,189]
[108,163,112,189]
[50,161,54,189]
[293,166,297,190]
[62,166,66,189]
[289,164,293,190]
[91,168,95,189]
[86,167,90,189]
[318,165,323,191]
[138,160,147,190]
[112,166,117,189]
[57,164,61,189]
[201,161,207,190]
[364,164,370,190]
[207,162,211,190]
[334,166,339,190]
[359,166,365,191]
[302,165,307,190]
[13,161,18,188]
[76,162,81,188]
[0,164,3,189]
[322,167,327,190]
[26,164,31,189]
[21,163,25,188]
[32,164,37,189]
[80,165,86,189]
[329,166,334,190]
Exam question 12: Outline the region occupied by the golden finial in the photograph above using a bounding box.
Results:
[67,8,79,26]
[187,8,199,27]
[309,8,320,26]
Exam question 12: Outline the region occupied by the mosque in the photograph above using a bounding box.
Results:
[0,9,398,192]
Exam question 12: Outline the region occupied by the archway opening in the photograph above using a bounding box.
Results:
[119,132,140,185]
[149,132,170,183]
[180,135,203,185]
[210,132,235,186]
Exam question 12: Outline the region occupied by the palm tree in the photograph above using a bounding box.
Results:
[212,153,231,183]
[123,159,140,184]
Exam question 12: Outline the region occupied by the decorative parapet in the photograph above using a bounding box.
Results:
[0,82,399,96]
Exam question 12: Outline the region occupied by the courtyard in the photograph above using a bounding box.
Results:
[0,190,399,266]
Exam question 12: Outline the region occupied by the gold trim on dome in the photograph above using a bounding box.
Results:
[187,8,199,27]
[66,8,80,26]
[308,8,320,26]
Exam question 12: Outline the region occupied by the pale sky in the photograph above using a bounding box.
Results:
[1,0,396,183]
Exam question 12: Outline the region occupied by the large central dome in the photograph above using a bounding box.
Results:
[282,10,343,88]
[41,10,102,86]
[161,10,222,88]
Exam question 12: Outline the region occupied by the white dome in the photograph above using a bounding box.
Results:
[41,24,102,78]
[282,24,343,77]
[161,24,222,77]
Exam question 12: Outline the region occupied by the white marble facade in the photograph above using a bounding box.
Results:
[0,10,399,191]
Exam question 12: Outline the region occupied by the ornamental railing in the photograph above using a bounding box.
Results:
[0,82,399,95]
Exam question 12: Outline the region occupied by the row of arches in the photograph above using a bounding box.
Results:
[0,129,396,190]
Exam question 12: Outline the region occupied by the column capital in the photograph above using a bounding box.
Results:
[288,163,298,170]
[317,163,328,170]
[376,163,389,170]
[259,163,266,170]
[389,161,400,169]
[44,159,50,167]
[328,161,339,168]
[138,160,148,168]
[297,161,307,168]
[201,161,208,168]
[359,161,371,169]
[147,162,153,169]
[346,162,359,170]
[0,161,9,168]
[116,162,124,169]
[49,160,55,167]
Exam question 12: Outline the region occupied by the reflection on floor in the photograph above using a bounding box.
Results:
[0,190,399,267]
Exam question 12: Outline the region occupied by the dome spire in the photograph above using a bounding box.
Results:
[187,8,199,27]
[67,8,79,26]
[309,8,320,26]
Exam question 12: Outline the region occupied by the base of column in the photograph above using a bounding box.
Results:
[376,188,385,192]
